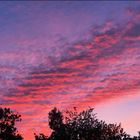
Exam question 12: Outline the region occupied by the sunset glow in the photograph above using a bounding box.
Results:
[0,1,140,139]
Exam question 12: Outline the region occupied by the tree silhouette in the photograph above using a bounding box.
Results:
[35,107,132,140]
[34,133,48,140]
[0,107,23,140]
[48,107,63,131]
[1,106,140,140]
[64,107,127,140]
[48,107,68,140]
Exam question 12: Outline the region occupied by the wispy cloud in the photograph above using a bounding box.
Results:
[0,2,140,139]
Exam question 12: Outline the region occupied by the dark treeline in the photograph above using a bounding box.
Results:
[0,107,140,140]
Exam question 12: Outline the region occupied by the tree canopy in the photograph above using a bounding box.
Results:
[0,106,140,140]
[35,107,140,140]
[0,107,23,140]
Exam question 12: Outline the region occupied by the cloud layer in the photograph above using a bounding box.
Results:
[0,2,140,139]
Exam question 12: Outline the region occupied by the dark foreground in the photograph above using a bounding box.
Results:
[0,107,140,140]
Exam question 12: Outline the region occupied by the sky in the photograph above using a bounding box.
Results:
[0,1,140,139]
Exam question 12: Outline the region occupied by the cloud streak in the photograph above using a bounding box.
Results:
[0,2,140,139]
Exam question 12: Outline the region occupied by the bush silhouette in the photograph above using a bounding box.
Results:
[0,107,23,140]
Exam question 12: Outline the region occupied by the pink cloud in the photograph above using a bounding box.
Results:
[1,5,140,139]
